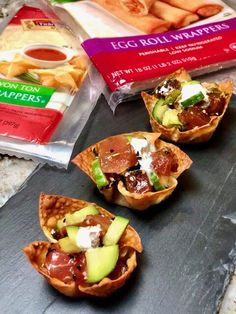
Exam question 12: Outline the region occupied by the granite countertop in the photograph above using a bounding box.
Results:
[0,155,38,207]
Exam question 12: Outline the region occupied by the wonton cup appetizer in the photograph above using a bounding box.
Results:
[72,132,192,210]
[142,68,233,144]
[24,193,143,297]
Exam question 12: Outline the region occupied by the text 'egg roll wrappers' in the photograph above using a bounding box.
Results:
[119,0,156,16]
[150,1,200,28]
[92,0,171,33]
[161,0,223,17]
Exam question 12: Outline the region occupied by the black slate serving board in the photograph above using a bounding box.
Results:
[0,93,236,314]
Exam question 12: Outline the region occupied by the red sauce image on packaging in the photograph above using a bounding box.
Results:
[25,48,67,61]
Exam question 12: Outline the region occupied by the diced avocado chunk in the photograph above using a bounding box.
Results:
[103,216,129,246]
[149,172,164,191]
[181,80,201,87]
[66,226,79,243]
[56,217,66,230]
[65,213,74,226]
[56,205,99,229]
[152,98,168,123]
[92,159,109,189]
[71,205,99,224]
[58,236,81,253]
[162,109,182,128]
[86,245,119,283]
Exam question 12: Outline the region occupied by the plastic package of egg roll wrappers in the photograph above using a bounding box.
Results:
[51,0,236,111]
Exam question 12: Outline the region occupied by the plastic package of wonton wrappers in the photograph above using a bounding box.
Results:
[0,0,102,168]
[80,1,236,111]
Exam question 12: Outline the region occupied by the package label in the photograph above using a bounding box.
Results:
[0,103,62,143]
[82,17,236,91]
[0,79,54,107]
[0,5,87,144]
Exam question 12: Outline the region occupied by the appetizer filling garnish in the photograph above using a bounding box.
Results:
[24,194,143,296]
[152,78,228,131]
[44,205,130,285]
[73,132,192,210]
[142,69,233,144]
[92,135,178,193]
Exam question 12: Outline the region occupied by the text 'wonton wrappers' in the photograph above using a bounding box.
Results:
[142,68,233,144]
[72,132,192,210]
[24,193,143,297]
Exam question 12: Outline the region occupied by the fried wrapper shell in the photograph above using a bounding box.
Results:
[72,132,192,210]
[39,193,143,252]
[142,68,233,144]
[24,241,139,297]
[24,193,143,297]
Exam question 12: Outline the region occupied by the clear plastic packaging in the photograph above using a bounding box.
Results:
[82,14,236,111]
[0,0,102,168]
[51,0,234,37]
[0,1,24,25]
[52,0,236,111]
[54,1,142,38]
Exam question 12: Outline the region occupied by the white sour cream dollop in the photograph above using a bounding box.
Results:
[76,225,101,250]
[180,83,208,103]
[130,138,154,175]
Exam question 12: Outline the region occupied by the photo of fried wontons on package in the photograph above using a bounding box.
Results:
[0,52,87,94]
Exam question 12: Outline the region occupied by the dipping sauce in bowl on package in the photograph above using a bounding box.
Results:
[22,44,74,68]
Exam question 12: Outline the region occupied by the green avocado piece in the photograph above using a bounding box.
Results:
[66,226,79,243]
[149,171,165,191]
[71,205,99,224]
[56,217,66,230]
[181,80,201,87]
[162,109,182,128]
[152,98,168,123]
[56,205,99,229]
[65,213,74,225]
[58,236,81,254]
[86,245,119,283]
[103,216,129,246]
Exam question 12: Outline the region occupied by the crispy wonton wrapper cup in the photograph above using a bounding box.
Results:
[142,68,233,144]
[72,132,192,210]
[24,193,143,297]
